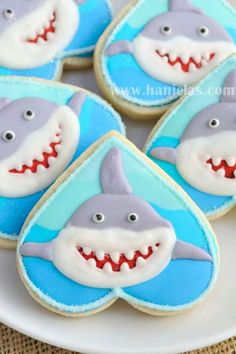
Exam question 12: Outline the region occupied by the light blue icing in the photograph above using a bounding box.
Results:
[102,0,236,107]
[0,0,112,80]
[144,56,236,216]
[19,136,218,314]
[0,77,125,240]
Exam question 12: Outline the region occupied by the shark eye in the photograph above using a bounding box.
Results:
[160,26,172,35]
[92,213,105,223]
[198,26,209,37]
[3,9,15,19]
[22,110,35,121]
[127,213,139,223]
[208,118,220,128]
[2,130,15,142]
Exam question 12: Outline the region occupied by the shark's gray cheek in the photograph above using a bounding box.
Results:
[0,0,79,69]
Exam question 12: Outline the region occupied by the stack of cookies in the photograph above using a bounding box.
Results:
[0,0,235,318]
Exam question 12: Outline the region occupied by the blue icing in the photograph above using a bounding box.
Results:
[23,257,112,307]
[148,136,232,214]
[103,0,236,106]
[123,260,213,307]
[0,96,124,238]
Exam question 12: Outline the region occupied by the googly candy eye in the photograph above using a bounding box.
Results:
[22,110,35,121]
[208,118,220,128]
[198,26,209,37]
[127,213,139,223]
[92,213,105,223]
[160,26,172,35]
[2,130,15,142]
[3,9,15,19]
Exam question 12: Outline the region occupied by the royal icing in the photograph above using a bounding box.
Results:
[18,133,218,316]
[0,0,112,79]
[145,55,236,218]
[0,77,124,245]
[97,0,236,110]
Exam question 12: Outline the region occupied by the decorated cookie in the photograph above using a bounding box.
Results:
[145,55,236,219]
[95,0,236,119]
[17,132,218,317]
[0,77,124,248]
[0,0,112,80]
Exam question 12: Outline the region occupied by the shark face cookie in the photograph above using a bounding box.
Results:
[18,132,218,317]
[0,77,124,248]
[0,0,112,80]
[95,0,236,119]
[145,55,236,219]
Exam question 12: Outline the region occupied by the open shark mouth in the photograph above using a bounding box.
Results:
[76,243,161,272]
[9,128,61,175]
[155,50,215,73]
[207,158,236,179]
[27,12,56,44]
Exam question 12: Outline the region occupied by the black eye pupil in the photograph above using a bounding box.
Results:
[130,214,137,221]
[7,9,12,13]
[201,28,206,33]
[211,120,217,126]
[96,214,103,221]
[164,26,170,32]
[6,133,13,140]
[27,111,33,116]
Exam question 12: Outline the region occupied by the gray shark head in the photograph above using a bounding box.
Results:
[0,91,85,198]
[132,0,235,85]
[0,0,81,69]
[175,69,236,196]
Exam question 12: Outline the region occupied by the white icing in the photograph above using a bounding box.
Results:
[176,131,236,196]
[0,0,79,69]
[133,35,235,85]
[0,106,79,198]
[51,226,176,288]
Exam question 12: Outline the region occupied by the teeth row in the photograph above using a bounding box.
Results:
[23,156,58,174]
[158,50,212,64]
[86,257,148,273]
[82,245,157,262]
[29,15,56,43]
[210,157,236,167]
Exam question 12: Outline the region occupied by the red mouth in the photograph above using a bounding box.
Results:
[76,243,160,272]
[9,132,61,175]
[27,12,56,44]
[207,158,236,179]
[156,51,215,73]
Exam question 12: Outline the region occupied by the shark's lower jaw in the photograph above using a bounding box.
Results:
[206,158,236,179]
[27,12,56,44]
[9,128,61,175]
[76,242,160,273]
[155,50,215,73]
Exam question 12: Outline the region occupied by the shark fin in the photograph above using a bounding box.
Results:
[170,0,203,14]
[68,91,86,117]
[105,41,133,56]
[20,241,53,261]
[172,240,212,261]
[101,147,132,195]
[221,69,236,104]
[150,147,177,165]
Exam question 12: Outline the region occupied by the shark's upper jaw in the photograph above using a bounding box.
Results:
[206,157,236,179]
[9,126,61,175]
[76,242,161,273]
[27,11,56,45]
[155,49,215,73]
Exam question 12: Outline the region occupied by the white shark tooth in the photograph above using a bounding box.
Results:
[158,48,166,56]
[189,63,197,72]
[136,257,146,266]
[193,53,201,63]
[25,159,33,167]
[96,251,105,261]
[46,32,54,40]
[140,246,149,256]
[201,59,208,67]
[48,157,56,166]
[38,28,45,35]
[203,52,211,61]
[36,164,46,173]
[110,252,120,263]
[50,14,55,21]
[173,62,182,71]
[120,262,130,273]
[169,52,177,62]
[212,157,221,166]
[125,250,134,260]
[37,153,45,162]
[44,145,53,153]
[216,168,225,177]
[87,258,96,267]
[24,169,32,175]
[83,247,92,256]
[103,262,113,274]
[180,53,189,64]
[38,37,46,45]
[226,157,236,167]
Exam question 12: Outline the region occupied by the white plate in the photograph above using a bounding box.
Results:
[1,1,236,353]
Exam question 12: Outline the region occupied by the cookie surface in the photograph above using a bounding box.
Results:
[0,77,124,248]
[0,0,112,80]
[95,0,236,119]
[18,132,218,317]
[145,54,236,219]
